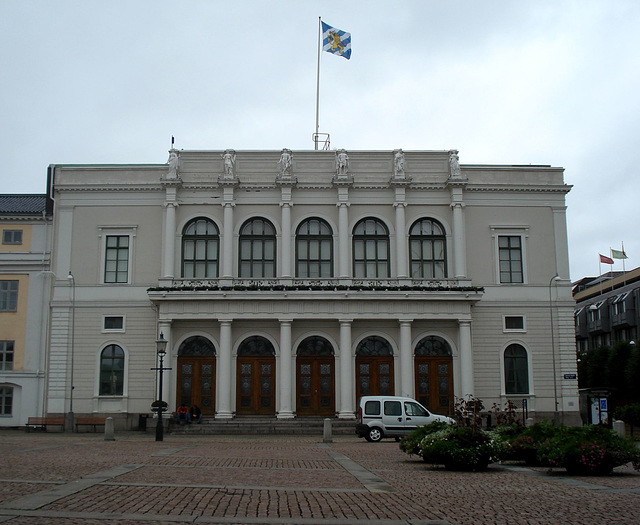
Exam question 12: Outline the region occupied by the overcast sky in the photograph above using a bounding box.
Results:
[1,1,638,282]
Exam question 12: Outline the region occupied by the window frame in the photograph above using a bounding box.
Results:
[98,344,126,396]
[181,217,220,279]
[102,315,125,333]
[295,218,334,278]
[238,218,277,278]
[352,218,390,279]
[2,230,23,245]
[409,218,447,279]
[503,315,526,333]
[0,341,14,371]
[0,386,13,416]
[503,343,530,395]
[491,227,529,285]
[98,226,137,285]
[0,280,19,312]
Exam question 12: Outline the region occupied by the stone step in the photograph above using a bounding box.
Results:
[167,417,357,435]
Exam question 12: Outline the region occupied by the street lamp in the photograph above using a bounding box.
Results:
[66,272,75,432]
[549,275,561,425]
[154,333,168,442]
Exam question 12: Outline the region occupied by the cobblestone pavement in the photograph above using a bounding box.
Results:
[0,430,639,524]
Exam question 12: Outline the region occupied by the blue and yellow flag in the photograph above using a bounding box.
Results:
[321,21,351,60]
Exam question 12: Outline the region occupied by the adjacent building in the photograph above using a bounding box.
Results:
[0,195,52,427]
[44,148,580,428]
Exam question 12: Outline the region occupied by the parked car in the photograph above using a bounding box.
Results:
[355,395,454,442]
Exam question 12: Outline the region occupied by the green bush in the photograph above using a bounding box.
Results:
[613,403,640,427]
[537,425,640,475]
[399,421,451,457]
[418,425,508,471]
[508,421,560,466]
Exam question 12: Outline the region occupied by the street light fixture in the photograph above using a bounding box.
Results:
[154,333,168,442]
[66,272,75,432]
[549,275,561,425]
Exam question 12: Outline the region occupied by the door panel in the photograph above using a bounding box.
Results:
[297,357,335,416]
[356,357,394,400]
[236,357,275,415]
[177,357,216,416]
[415,356,453,416]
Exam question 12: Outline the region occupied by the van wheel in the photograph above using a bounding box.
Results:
[367,427,383,442]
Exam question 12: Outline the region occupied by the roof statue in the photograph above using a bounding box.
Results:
[167,149,180,179]
[221,150,236,179]
[277,148,293,178]
[393,149,406,179]
[335,149,350,177]
[449,150,462,179]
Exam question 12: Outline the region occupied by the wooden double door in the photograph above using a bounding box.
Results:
[236,356,276,415]
[177,356,216,416]
[415,356,453,416]
[355,356,395,399]
[296,357,335,416]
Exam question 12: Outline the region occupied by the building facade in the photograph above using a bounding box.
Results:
[0,195,52,427]
[574,267,640,353]
[45,149,580,428]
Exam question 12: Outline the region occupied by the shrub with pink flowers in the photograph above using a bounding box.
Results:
[537,424,640,475]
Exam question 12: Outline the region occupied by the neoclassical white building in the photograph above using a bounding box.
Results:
[44,148,580,428]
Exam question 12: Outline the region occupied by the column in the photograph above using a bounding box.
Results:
[217,320,233,419]
[338,320,354,418]
[162,202,177,279]
[280,203,292,278]
[451,202,467,278]
[222,202,234,279]
[399,320,413,397]
[157,320,173,408]
[278,320,294,418]
[552,206,570,280]
[395,202,408,279]
[338,203,350,278]
[458,320,474,397]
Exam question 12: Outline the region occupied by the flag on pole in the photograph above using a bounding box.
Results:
[321,21,351,59]
[599,254,614,265]
[611,248,628,259]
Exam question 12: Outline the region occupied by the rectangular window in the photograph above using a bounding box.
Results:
[0,386,12,416]
[0,341,14,371]
[2,230,23,245]
[0,280,19,311]
[504,315,525,332]
[499,236,523,283]
[103,316,125,331]
[104,235,129,283]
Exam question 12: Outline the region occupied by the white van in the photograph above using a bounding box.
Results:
[355,395,454,442]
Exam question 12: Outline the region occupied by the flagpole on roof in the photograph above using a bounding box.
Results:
[314,17,322,151]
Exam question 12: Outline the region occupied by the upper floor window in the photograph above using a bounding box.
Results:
[104,235,129,283]
[409,218,447,279]
[0,341,14,371]
[99,344,125,396]
[182,218,219,278]
[498,235,523,283]
[0,386,12,416]
[239,218,276,278]
[353,218,389,278]
[2,230,22,245]
[504,343,529,395]
[0,280,18,312]
[296,218,333,278]
[103,316,125,332]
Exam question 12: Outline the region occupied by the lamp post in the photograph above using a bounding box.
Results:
[66,272,75,432]
[549,275,561,425]
[153,333,168,442]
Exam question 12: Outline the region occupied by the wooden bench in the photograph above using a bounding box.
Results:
[26,417,65,432]
[75,417,107,432]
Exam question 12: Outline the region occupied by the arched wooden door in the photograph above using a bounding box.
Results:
[177,336,216,416]
[355,336,394,399]
[296,336,335,416]
[415,335,453,416]
[236,336,276,415]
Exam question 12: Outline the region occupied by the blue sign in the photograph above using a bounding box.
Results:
[600,398,608,411]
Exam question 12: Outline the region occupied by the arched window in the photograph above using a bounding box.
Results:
[356,336,393,356]
[296,218,333,278]
[182,218,219,278]
[415,335,452,356]
[239,218,276,278]
[353,218,389,278]
[504,344,529,395]
[409,218,447,278]
[99,344,124,396]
